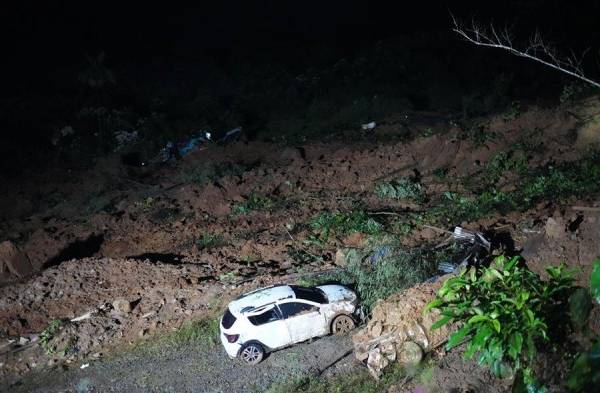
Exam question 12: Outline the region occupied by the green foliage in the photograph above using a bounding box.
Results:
[459,124,497,147]
[375,178,426,202]
[560,82,588,104]
[433,167,449,180]
[426,256,577,388]
[566,339,600,392]
[196,233,225,250]
[569,288,593,332]
[232,193,274,215]
[40,319,62,355]
[218,271,238,283]
[483,151,528,186]
[166,317,220,347]
[427,152,600,226]
[421,127,434,137]
[308,210,382,244]
[183,162,247,186]
[591,259,600,304]
[337,247,436,311]
[504,100,521,120]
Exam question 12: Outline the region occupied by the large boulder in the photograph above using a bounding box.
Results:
[0,240,34,282]
[352,277,456,379]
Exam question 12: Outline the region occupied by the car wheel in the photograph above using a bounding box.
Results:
[239,343,264,365]
[331,314,356,334]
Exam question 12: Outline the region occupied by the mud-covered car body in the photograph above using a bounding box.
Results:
[220,284,357,363]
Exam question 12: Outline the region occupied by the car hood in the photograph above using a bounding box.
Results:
[317,285,357,303]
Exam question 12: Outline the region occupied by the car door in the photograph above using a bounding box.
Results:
[278,301,328,344]
[246,305,291,350]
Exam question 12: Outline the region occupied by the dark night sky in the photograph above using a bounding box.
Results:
[4,1,600,72]
[2,0,600,174]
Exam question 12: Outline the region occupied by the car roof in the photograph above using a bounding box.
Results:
[228,285,295,315]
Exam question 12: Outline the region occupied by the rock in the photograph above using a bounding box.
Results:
[367,348,389,379]
[353,278,456,379]
[112,299,132,314]
[396,341,423,366]
[334,248,365,267]
[573,97,600,148]
[0,240,34,280]
[19,337,30,346]
[545,217,566,240]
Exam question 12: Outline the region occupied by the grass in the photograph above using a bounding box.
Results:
[164,316,221,347]
[264,363,407,393]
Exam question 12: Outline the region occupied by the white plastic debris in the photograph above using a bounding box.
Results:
[80,363,89,369]
[71,311,94,322]
[361,122,376,131]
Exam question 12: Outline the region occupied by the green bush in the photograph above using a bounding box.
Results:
[337,246,436,311]
[40,319,62,355]
[196,233,225,250]
[232,193,274,215]
[566,338,600,392]
[426,256,577,390]
[308,210,382,244]
[375,177,425,202]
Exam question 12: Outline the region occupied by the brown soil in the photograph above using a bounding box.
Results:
[1,100,599,389]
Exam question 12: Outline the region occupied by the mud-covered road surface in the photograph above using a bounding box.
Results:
[5,334,357,393]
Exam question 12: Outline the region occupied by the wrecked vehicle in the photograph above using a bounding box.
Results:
[220,284,358,364]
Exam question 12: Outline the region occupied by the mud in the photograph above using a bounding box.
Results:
[1,101,599,390]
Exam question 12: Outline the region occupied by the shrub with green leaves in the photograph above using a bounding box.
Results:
[40,319,62,355]
[309,210,382,244]
[232,193,274,215]
[589,258,600,304]
[375,177,425,202]
[567,338,600,392]
[426,256,577,389]
[337,247,436,311]
[196,233,225,250]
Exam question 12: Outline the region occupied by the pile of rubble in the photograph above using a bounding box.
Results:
[352,278,456,378]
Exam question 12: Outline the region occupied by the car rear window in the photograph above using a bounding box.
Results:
[291,286,327,304]
[248,308,281,326]
[222,308,237,329]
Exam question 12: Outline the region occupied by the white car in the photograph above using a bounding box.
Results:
[220,284,358,364]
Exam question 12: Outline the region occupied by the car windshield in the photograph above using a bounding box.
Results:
[290,286,327,304]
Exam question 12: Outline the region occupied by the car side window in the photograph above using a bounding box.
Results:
[278,302,319,319]
[248,307,281,326]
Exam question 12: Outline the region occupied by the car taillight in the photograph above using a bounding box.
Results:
[224,333,239,343]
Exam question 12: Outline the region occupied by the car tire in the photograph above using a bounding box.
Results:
[239,342,264,365]
[331,314,356,334]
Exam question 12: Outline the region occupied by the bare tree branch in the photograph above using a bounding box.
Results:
[451,15,600,89]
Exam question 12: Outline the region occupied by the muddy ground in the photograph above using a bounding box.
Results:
[1,98,600,392]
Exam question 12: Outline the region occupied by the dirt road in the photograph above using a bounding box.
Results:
[4,334,357,393]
